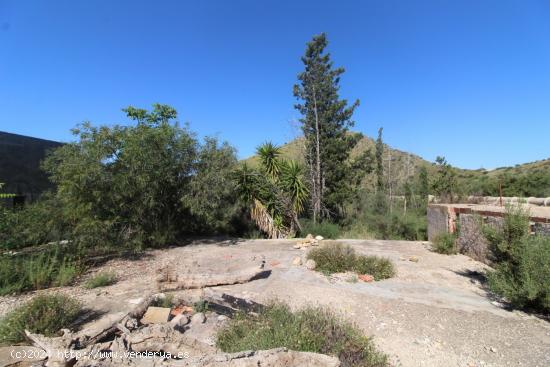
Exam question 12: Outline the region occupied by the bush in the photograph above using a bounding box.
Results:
[431,232,457,255]
[300,219,341,239]
[84,271,117,289]
[307,243,395,280]
[0,294,81,345]
[216,302,388,367]
[483,205,550,313]
[487,235,550,312]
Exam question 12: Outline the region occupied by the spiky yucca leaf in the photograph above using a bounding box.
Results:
[280,161,309,215]
[257,142,282,180]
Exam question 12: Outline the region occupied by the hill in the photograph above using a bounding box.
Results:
[244,134,550,198]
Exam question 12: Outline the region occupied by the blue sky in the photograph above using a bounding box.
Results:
[1,0,549,169]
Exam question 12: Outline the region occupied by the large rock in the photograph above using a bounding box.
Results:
[141,306,171,325]
[305,259,317,270]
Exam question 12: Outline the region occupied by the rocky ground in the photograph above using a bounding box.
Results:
[1,239,549,367]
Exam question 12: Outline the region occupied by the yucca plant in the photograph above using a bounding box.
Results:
[256,142,282,180]
[235,143,308,238]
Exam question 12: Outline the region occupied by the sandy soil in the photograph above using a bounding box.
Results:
[1,239,549,367]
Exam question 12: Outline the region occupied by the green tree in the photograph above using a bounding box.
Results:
[432,156,458,203]
[43,104,239,249]
[293,33,360,222]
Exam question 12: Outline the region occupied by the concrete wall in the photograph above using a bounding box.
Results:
[427,205,449,241]
[428,203,550,264]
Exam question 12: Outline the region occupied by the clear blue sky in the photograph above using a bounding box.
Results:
[1,0,549,169]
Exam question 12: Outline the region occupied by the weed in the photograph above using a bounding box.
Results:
[83,271,117,289]
[0,294,81,345]
[431,232,457,255]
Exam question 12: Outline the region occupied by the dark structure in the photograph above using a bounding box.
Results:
[0,131,63,206]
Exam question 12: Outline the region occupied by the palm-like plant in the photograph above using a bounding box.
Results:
[235,143,308,238]
[256,142,282,180]
[280,161,308,215]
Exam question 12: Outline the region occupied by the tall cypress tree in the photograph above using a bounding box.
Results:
[375,127,384,192]
[293,33,359,222]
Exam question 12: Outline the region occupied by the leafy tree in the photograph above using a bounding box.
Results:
[234,143,308,238]
[43,104,239,249]
[432,156,458,203]
[293,33,360,222]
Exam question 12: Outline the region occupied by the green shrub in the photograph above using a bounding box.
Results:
[0,294,81,345]
[300,219,341,239]
[483,205,550,313]
[488,235,550,312]
[354,256,396,280]
[307,243,395,280]
[431,232,457,255]
[216,302,388,367]
[83,271,117,289]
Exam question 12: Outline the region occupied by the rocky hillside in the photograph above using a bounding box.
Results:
[244,134,550,197]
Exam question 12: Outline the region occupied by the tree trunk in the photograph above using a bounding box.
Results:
[312,86,322,223]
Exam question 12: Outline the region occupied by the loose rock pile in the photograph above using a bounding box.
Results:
[292,234,324,249]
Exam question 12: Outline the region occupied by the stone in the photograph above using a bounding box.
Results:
[191,312,206,324]
[292,256,302,266]
[127,297,144,305]
[217,315,229,322]
[125,317,139,330]
[170,313,189,327]
[358,274,374,282]
[0,346,46,367]
[409,256,419,262]
[305,233,314,240]
[140,306,171,325]
[293,243,301,249]
[305,259,317,270]
[315,235,324,241]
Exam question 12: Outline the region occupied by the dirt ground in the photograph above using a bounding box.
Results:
[1,239,549,367]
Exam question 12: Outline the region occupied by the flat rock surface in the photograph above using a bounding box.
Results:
[1,239,549,367]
